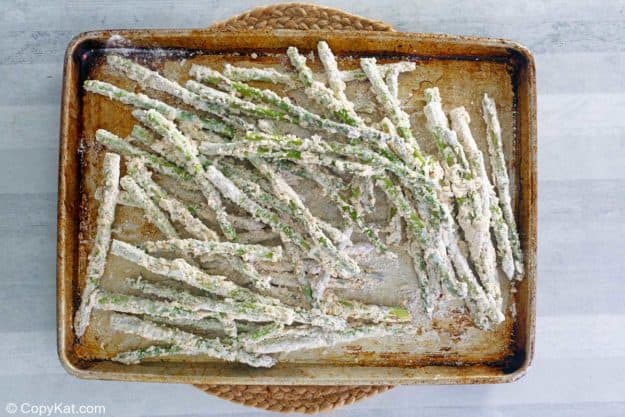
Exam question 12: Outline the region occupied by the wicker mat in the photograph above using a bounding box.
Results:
[194,3,396,414]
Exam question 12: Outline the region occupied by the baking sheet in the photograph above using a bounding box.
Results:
[58,30,536,384]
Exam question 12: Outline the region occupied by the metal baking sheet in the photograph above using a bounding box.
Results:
[57,29,536,385]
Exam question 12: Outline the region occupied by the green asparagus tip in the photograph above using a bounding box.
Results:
[389,307,410,320]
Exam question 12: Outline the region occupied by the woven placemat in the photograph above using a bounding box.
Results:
[195,3,395,414]
[208,3,394,32]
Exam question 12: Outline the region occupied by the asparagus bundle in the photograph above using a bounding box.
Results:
[76,42,524,367]
[424,88,502,312]
[449,107,515,279]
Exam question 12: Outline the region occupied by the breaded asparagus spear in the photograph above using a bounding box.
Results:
[482,94,524,278]
[222,61,416,84]
[95,129,192,181]
[317,41,362,126]
[142,238,283,263]
[200,139,384,177]
[247,324,400,355]
[92,289,221,321]
[125,277,294,323]
[74,152,120,338]
[110,314,275,367]
[323,294,411,324]
[224,63,298,88]
[83,79,234,138]
[360,57,415,142]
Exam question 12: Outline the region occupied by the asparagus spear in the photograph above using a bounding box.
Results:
[360,58,415,142]
[113,344,184,364]
[407,241,435,317]
[450,107,515,279]
[316,41,363,126]
[120,176,179,238]
[184,79,291,122]
[482,94,524,278]
[144,316,224,335]
[142,238,283,263]
[147,315,260,335]
[238,323,288,349]
[379,117,398,136]
[110,314,276,367]
[385,65,400,100]
[224,63,297,88]
[200,139,384,177]
[74,152,120,338]
[95,129,192,182]
[317,41,381,220]
[424,87,501,308]
[226,256,273,290]
[126,158,219,242]
[93,289,221,321]
[317,219,353,250]
[128,124,174,157]
[222,61,416,85]
[83,79,234,137]
[247,324,399,355]
[323,294,411,324]
[126,277,294,323]
[219,161,298,216]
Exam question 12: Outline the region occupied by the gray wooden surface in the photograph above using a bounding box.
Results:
[1,0,624,416]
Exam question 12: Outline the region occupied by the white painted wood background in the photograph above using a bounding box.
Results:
[1,0,624,416]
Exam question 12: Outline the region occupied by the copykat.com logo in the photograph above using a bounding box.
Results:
[5,402,106,416]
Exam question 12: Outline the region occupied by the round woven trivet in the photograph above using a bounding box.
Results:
[208,3,394,32]
[195,3,395,414]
